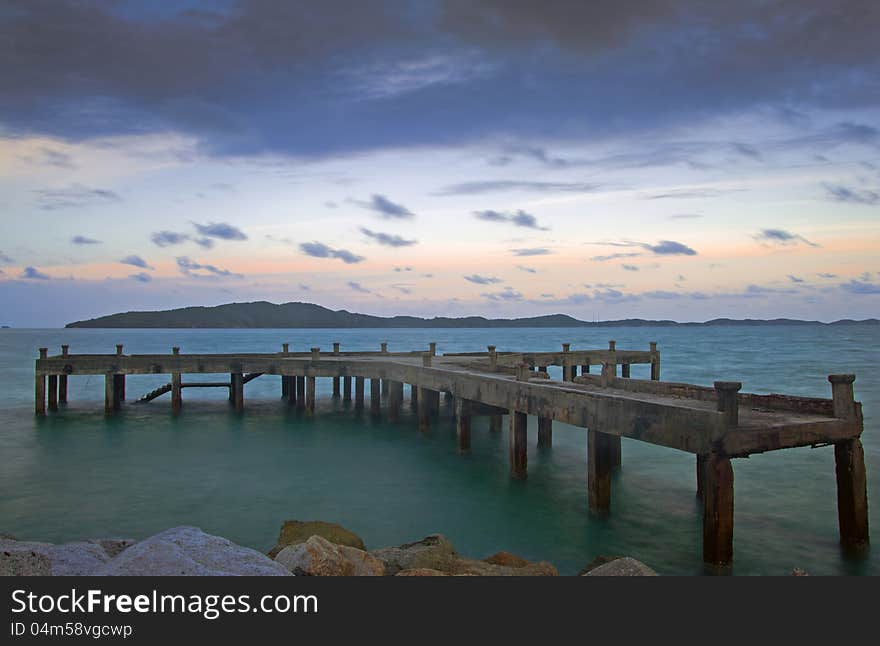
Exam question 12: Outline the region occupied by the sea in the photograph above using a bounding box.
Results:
[1,325,877,575]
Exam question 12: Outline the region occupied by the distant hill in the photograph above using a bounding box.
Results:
[64,301,880,329]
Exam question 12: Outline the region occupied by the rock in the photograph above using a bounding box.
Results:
[275,536,384,576]
[0,538,109,576]
[89,538,137,558]
[484,551,531,568]
[370,535,458,576]
[450,558,558,576]
[268,520,365,558]
[791,568,809,576]
[582,557,657,576]
[395,568,451,576]
[578,554,626,575]
[0,546,52,576]
[94,526,291,576]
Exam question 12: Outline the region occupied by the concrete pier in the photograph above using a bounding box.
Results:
[33,341,868,567]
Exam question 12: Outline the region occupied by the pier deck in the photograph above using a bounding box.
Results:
[34,341,868,568]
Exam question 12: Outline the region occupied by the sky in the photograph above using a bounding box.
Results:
[1,0,879,326]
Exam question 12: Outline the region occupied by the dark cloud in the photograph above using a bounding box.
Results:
[193,221,248,240]
[591,252,641,262]
[824,183,880,205]
[347,281,370,293]
[71,235,101,245]
[840,279,880,295]
[120,255,153,270]
[482,286,523,301]
[33,185,121,210]
[356,195,414,219]
[511,247,552,256]
[21,266,50,280]
[643,240,697,256]
[360,227,417,247]
[193,237,215,249]
[299,242,365,264]
[474,209,549,230]
[436,181,599,196]
[151,231,189,247]
[129,272,152,282]
[464,274,502,285]
[516,265,537,273]
[176,256,242,278]
[754,229,818,247]
[788,275,805,283]
[817,272,838,279]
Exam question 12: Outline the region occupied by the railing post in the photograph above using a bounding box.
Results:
[650,342,660,381]
[59,345,69,404]
[487,345,497,371]
[828,374,869,550]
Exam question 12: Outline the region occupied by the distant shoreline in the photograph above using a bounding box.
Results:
[61,300,879,329]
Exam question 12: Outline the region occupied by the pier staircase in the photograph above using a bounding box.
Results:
[134,372,264,403]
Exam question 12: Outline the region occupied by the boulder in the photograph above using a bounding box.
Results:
[275,536,384,576]
[484,551,531,568]
[370,535,458,576]
[578,554,626,575]
[268,520,365,558]
[0,538,110,576]
[94,526,291,576]
[450,558,558,576]
[89,538,137,558]
[582,557,657,576]
[395,568,451,576]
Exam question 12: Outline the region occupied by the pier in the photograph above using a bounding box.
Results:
[34,341,869,568]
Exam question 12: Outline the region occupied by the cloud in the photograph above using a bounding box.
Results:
[754,229,818,247]
[347,281,370,293]
[464,274,502,285]
[356,194,414,219]
[643,240,697,256]
[788,275,805,283]
[473,209,549,230]
[511,247,552,256]
[482,287,523,301]
[668,213,703,219]
[435,181,599,195]
[591,252,642,262]
[33,185,121,210]
[71,235,101,245]
[176,256,242,278]
[516,265,537,273]
[0,251,14,264]
[193,237,215,249]
[299,284,311,291]
[360,227,417,247]
[645,188,736,200]
[621,264,639,271]
[817,272,838,279]
[299,242,365,264]
[21,266,50,280]
[129,272,152,283]
[193,221,248,240]
[824,183,880,205]
[391,283,413,294]
[840,280,880,295]
[393,266,414,272]
[120,255,153,270]
[151,231,190,247]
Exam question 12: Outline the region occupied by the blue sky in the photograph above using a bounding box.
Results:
[1,0,878,326]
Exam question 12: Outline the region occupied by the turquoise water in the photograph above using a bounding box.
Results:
[1,326,877,575]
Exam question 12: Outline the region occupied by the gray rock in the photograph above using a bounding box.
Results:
[0,538,109,576]
[0,545,52,576]
[371,535,458,576]
[94,526,291,576]
[275,536,384,576]
[450,558,558,576]
[582,557,658,576]
[89,538,137,558]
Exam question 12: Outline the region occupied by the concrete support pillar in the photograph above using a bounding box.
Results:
[231,372,244,412]
[48,375,58,412]
[343,376,352,402]
[455,398,471,453]
[562,362,573,382]
[417,387,431,433]
[296,376,305,410]
[354,376,365,410]
[444,390,453,404]
[828,374,869,549]
[59,344,69,404]
[702,453,734,566]
[388,380,402,422]
[370,378,381,416]
[305,376,316,415]
[171,373,182,414]
[509,410,527,479]
[333,376,340,398]
[537,416,552,448]
[429,342,436,356]
[105,373,121,414]
[381,379,389,398]
[621,364,631,378]
[114,373,125,402]
[35,372,46,416]
[409,384,418,410]
[581,363,590,376]
[489,413,502,433]
[714,381,741,428]
[430,390,441,416]
[281,374,290,399]
[588,429,613,513]
[696,454,707,498]
[650,342,660,381]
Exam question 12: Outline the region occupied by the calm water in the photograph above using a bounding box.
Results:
[1,326,877,575]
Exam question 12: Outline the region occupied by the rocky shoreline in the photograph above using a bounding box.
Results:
[2,521,657,576]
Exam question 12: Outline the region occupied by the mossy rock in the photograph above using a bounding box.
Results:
[268,520,365,558]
